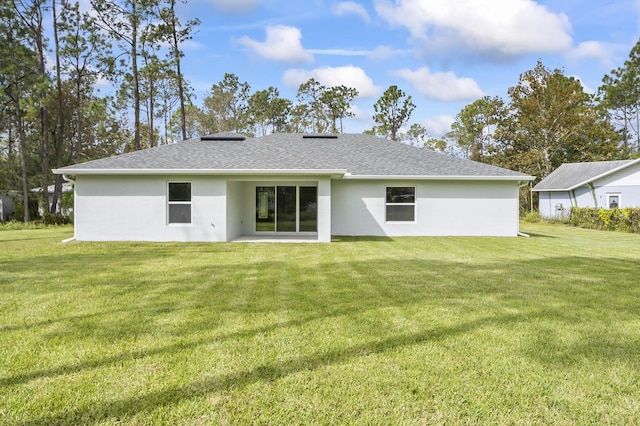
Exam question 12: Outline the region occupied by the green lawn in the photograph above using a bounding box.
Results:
[1,224,639,425]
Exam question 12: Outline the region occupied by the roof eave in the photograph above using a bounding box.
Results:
[534,158,640,191]
[53,168,347,177]
[343,174,535,181]
[53,169,535,181]
[532,187,571,192]
[584,158,640,185]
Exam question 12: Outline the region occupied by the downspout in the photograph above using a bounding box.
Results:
[586,182,597,207]
[61,174,76,243]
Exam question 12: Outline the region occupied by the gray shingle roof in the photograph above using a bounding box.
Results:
[532,160,636,191]
[54,133,533,179]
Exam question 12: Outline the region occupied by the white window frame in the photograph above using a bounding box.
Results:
[167,181,192,225]
[606,193,621,209]
[385,186,416,223]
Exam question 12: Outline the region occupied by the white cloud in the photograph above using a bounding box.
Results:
[308,48,371,56]
[181,39,206,51]
[208,0,260,13]
[394,67,484,101]
[348,105,370,122]
[567,41,614,68]
[282,65,380,98]
[94,73,113,89]
[375,0,572,59]
[424,114,455,137]
[570,75,595,95]
[333,2,371,23]
[368,45,409,61]
[237,25,313,64]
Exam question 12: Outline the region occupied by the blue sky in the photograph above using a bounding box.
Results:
[173,0,639,137]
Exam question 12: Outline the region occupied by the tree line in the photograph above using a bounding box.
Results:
[1,0,639,220]
[0,0,420,221]
[444,49,640,209]
[446,60,635,179]
[1,0,197,221]
[193,75,419,142]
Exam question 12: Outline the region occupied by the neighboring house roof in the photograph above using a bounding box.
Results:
[533,159,640,192]
[54,133,534,181]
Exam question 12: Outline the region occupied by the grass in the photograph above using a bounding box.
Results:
[1,223,639,425]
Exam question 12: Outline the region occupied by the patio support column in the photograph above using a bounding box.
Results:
[317,177,332,242]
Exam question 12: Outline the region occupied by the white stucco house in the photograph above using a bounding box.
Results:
[533,158,640,219]
[53,133,534,242]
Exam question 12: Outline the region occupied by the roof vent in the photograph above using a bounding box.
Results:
[302,134,338,139]
[200,134,246,141]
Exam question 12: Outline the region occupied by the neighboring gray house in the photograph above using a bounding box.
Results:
[0,191,15,222]
[53,133,534,242]
[533,158,640,218]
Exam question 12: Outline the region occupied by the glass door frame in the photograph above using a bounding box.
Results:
[255,185,317,234]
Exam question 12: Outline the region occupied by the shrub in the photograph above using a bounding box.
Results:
[42,213,71,225]
[12,195,41,222]
[570,207,640,233]
[523,211,541,223]
[61,190,74,213]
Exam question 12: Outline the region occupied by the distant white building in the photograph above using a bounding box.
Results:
[31,182,74,216]
[0,191,15,222]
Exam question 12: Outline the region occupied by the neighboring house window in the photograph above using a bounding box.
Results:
[168,182,191,224]
[386,186,416,222]
[607,194,620,209]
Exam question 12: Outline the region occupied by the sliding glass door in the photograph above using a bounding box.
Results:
[255,186,317,233]
[299,186,317,232]
[256,186,275,231]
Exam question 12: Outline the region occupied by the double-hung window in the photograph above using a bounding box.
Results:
[386,186,416,222]
[168,182,191,224]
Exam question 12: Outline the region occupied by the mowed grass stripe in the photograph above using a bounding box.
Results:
[0,223,639,425]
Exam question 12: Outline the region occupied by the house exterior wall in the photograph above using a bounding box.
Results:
[226,180,244,241]
[538,186,604,217]
[73,175,522,241]
[573,187,596,208]
[331,179,521,237]
[538,191,572,218]
[74,175,334,242]
[74,175,228,241]
[594,162,640,208]
[593,185,640,208]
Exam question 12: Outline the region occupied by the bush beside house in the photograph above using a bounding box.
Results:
[570,207,640,233]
